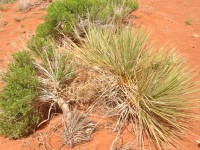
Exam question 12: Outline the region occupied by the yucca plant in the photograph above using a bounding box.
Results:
[75,25,150,80]
[73,25,200,149]
[62,110,96,148]
[30,39,76,126]
[30,38,75,83]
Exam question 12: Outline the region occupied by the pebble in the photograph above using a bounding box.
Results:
[192,34,199,38]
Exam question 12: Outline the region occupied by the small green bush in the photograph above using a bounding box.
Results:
[36,0,94,38]
[36,23,55,38]
[35,0,138,38]
[33,40,76,83]
[89,0,138,23]
[0,51,41,139]
[28,0,138,55]
[27,36,54,61]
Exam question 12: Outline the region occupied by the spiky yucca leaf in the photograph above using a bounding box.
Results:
[76,25,150,80]
[74,25,200,149]
[62,111,96,148]
[31,39,75,83]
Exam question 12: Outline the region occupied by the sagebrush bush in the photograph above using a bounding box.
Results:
[39,0,138,38]
[36,0,94,38]
[89,0,138,23]
[0,51,41,139]
[29,0,138,51]
[74,25,200,149]
[27,36,54,62]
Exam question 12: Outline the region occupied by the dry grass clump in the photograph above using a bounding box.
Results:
[15,0,43,11]
[72,24,200,149]
[62,111,96,148]
[30,44,98,148]
[62,66,109,108]
[0,4,7,11]
[0,0,15,4]
[28,40,76,127]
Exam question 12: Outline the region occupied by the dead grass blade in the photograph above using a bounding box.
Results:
[62,110,96,148]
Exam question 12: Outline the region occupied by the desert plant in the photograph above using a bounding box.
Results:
[62,111,96,148]
[13,17,22,22]
[28,0,138,56]
[74,25,149,80]
[35,0,94,38]
[73,25,200,149]
[0,0,15,4]
[32,39,75,83]
[31,41,76,125]
[15,0,42,11]
[0,4,6,11]
[28,36,54,63]
[0,51,41,139]
[34,0,138,39]
[185,17,194,25]
[89,0,138,24]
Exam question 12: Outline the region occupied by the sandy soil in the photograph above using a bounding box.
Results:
[0,0,200,149]
[0,3,45,68]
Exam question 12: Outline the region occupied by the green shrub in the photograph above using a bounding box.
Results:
[89,0,139,23]
[37,0,94,38]
[36,23,55,37]
[76,25,200,149]
[28,0,138,55]
[0,51,41,139]
[27,36,54,62]
[35,0,138,38]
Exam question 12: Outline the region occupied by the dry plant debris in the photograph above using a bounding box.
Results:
[62,111,96,148]
[15,0,44,12]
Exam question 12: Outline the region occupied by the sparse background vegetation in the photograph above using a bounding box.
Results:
[0,0,15,4]
[185,17,194,25]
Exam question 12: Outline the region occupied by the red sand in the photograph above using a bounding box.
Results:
[0,0,200,149]
[0,3,45,68]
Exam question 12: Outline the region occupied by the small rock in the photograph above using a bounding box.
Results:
[196,140,200,143]
[192,34,199,38]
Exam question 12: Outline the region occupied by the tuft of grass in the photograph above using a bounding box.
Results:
[30,38,75,83]
[13,17,22,22]
[28,0,139,56]
[34,0,138,39]
[185,17,193,25]
[89,0,139,24]
[15,0,31,11]
[20,24,25,28]
[74,25,200,149]
[62,111,96,148]
[0,5,6,11]
[0,0,15,4]
[75,25,150,80]
[0,51,41,139]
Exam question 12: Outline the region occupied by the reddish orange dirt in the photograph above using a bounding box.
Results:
[0,0,200,149]
[0,3,45,68]
[0,2,46,86]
